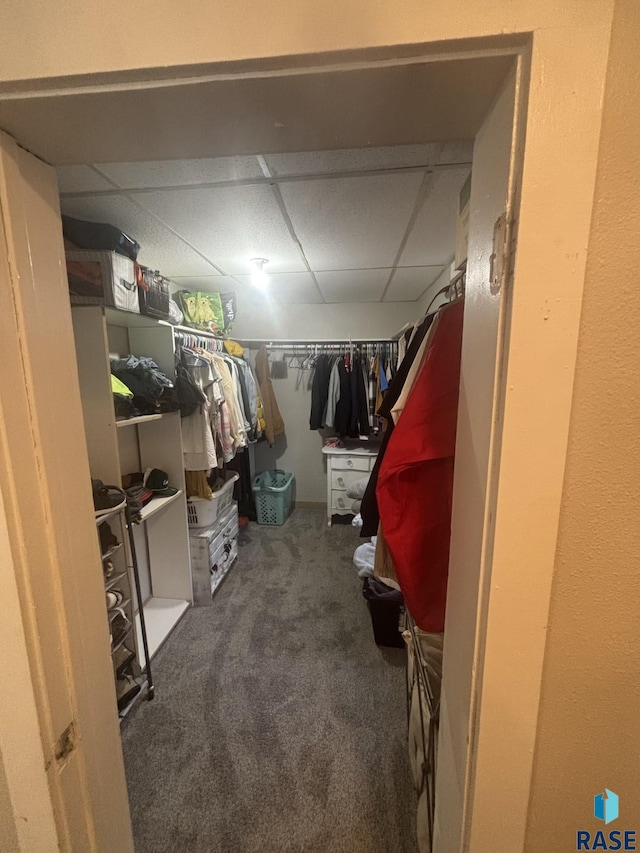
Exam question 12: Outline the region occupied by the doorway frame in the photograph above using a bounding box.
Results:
[0,25,613,849]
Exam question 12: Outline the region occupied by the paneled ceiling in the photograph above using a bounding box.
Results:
[58,141,471,305]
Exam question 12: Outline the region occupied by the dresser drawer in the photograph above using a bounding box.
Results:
[331,490,354,512]
[332,455,372,473]
[331,469,368,492]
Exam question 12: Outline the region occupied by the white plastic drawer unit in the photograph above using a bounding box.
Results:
[321,446,379,527]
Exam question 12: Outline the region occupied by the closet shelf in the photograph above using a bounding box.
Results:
[138,490,184,523]
[116,414,163,428]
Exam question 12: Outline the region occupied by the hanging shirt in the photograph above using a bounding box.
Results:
[376,300,464,633]
[309,354,333,430]
[255,347,285,446]
[323,358,341,428]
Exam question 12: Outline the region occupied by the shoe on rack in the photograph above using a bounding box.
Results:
[103,559,115,580]
[106,589,124,609]
[116,674,141,712]
[92,479,126,518]
[110,609,132,648]
[99,523,119,555]
[113,645,136,678]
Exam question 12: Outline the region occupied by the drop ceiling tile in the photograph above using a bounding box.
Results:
[56,165,115,193]
[400,169,470,267]
[384,266,443,302]
[265,142,472,177]
[315,268,390,303]
[139,184,307,275]
[95,156,263,189]
[59,194,217,277]
[233,272,322,304]
[281,173,423,271]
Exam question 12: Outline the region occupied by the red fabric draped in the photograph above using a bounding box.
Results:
[376,300,464,632]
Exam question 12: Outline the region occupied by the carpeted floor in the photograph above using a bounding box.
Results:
[121,509,417,853]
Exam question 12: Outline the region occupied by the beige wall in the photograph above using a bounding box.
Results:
[232,296,421,342]
[0,1,610,84]
[525,0,640,847]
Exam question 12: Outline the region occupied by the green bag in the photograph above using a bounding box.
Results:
[174,290,236,334]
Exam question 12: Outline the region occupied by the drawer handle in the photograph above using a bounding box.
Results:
[347,460,354,468]
[337,476,345,487]
[338,498,345,508]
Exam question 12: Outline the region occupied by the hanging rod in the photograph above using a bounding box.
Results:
[241,338,395,346]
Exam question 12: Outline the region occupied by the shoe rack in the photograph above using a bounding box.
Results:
[97,501,154,718]
[72,305,193,672]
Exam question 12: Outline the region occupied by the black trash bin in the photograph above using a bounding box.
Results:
[362,577,405,648]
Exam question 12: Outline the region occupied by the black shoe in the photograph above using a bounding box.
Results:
[116,674,141,712]
[92,479,126,517]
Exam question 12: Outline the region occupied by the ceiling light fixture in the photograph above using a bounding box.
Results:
[250,258,270,288]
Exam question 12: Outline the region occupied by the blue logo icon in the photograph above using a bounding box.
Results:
[594,789,619,825]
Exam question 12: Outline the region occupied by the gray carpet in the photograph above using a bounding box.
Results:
[122,509,417,853]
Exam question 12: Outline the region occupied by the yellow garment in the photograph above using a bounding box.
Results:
[111,374,133,397]
[185,470,212,500]
[223,340,244,357]
[255,346,285,446]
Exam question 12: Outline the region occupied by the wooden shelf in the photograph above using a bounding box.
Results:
[116,414,163,428]
[135,597,190,664]
[139,490,183,523]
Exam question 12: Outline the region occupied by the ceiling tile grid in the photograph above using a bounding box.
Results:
[57,143,469,304]
[60,194,218,277]
[315,268,391,303]
[384,266,443,302]
[137,183,307,275]
[96,156,263,189]
[279,172,424,271]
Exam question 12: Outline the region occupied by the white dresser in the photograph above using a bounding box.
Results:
[322,445,378,526]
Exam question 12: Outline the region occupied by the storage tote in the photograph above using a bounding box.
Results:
[139,268,171,321]
[66,250,139,313]
[187,471,238,528]
[189,502,239,604]
[252,470,294,525]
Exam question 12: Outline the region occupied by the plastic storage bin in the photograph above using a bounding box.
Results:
[187,471,238,528]
[252,470,294,525]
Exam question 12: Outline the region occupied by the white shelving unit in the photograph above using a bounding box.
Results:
[72,306,193,667]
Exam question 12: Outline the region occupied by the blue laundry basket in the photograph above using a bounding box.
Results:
[252,470,294,525]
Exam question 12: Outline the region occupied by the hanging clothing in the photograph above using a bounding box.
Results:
[376,300,464,633]
[348,353,370,438]
[309,354,333,430]
[333,357,352,437]
[323,358,341,429]
[360,313,435,538]
[255,347,285,446]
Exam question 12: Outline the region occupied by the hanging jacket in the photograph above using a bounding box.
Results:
[255,347,285,446]
[333,358,352,437]
[309,354,333,430]
[376,300,464,633]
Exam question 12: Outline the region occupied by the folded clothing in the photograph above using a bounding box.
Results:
[346,474,370,500]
